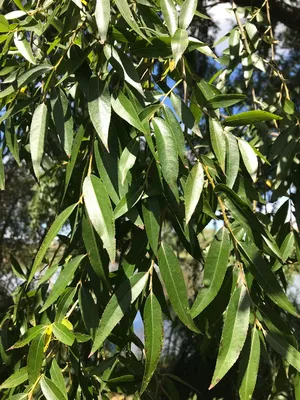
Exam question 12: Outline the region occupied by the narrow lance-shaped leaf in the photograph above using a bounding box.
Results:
[40,255,86,312]
[10,325,47,349]
[225,132,240,189]
[209,284,250,389]
[209,118,226,172]
[185,161,204,225]
[0,149,4,190]
[40,376,66,400]
[114,186,144,219]
[141,293,163,394]
[204,94,246,109]
[142,197,160,255]
[55,287,77,323]
[50,358,67,399]
[191,227,231,317]
[88,76,111,151]
[28,332,45,384]
[158,242,199,333]
[119,139,139,185]
[239,241,298,317]
[95,0,110,43]
[272,231,294,272]
[223,110,282,126]
[30,102,48,180]
[171,28,189,66]
[0,367,28,389]
[239,328,260,400]
[27,203,77,286]
[238,139,258,182]
[114,0,148,40]
[83,174,116,262]
[179,0,197,30]
[160,0,178,36]
[79,286,99,337]
[52,323,75,346]
[91,272,149,355]
[152,117,179,201]
[14,31,36,65]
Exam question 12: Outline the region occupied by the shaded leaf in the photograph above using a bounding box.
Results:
[225,132,239,189]
[0,367,28,389]
[28,332,45,384]
[205,94,246,109]
[114,186,144,219]
[119,139,139,185]
[50,359,67,399]
[142,197,160,255]
[11,325,47,349]
[111,92,146,134]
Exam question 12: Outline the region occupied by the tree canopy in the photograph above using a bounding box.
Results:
[0,0,300,399]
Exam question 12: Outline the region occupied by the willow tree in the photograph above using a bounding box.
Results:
[0,0,299,399]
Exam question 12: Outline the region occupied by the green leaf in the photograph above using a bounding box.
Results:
[82,214,110,288]
[171,28,189,66]
[14,31,36,65]
[204,94,246,109]
[50,359,67,399]
[163,105,186,166]
[119,139,139,185]
[11,325,47,349]
[83,174,116,262]
[272,231,294,272]
[40,375,66,400]
[114,186,144,219]
[264,330,300,372]
[179,0,197,30]
[0,64,52,99]
[4,119,20,165]
[40,255,86,312]
[28,332,45,384]
[209,118,226,172]
[91,272,149,354]
[104,45,144,96]
[0,15,9,32]
[225,132,239,189]
[88,76,111,151]
[191,227,231,317]
[142,197,160,255]
[0,149,4,190]
[158,242,199,333]
[152,117,179,200]
[160,0,177,35]
[27,203,77,285]
[283,98,295,115]
[239,241,298,317]
[95,0,110,43]
[0,367,28,389]
[37,263,60,288]
[114,0,148,40]
[238,139,258,182]
[30,102,48,180]
[55,287,77,323]
[79,286,99,337]
[294,373,300,400]
[53,323,75,346]
[111,92,146,134]
[223,110,282,126]
[184,161,204,225]
[141,293,163,394]
[209,284,250,389]
[239,328,260,400]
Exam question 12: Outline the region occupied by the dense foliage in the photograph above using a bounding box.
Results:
[0,0,300,399]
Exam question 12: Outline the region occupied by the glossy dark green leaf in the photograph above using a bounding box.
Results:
[88,76,111,150]
[114,186,144,219]
[95,0,110,43]
[184,161,204,225]
[11,325,47,349]
[209,284,250,389]
[264,330,300,372]
[111,92,146,134]
[83,174,116,262]
[152,117,179,200]
[0,367,28,389]
[82,214,110,288]
[223,110,282,126]
[141,293,163,394]
[191,227,231,317]
[114,0,148,40]
[171,28,189,66]
[91,272,149,354]
[239,328,260,400]
[28,332,45,384]
[272,232,294,272]
[239,241,298,317]
[40,375,66,400]
[205,94,246,109]
[4,119,20,165]
[209,118,226,172]
[163,106,186,166]
[40,255,86,312]
[50,359,67,399]
[142,197,160,255]
[53,323,75,346]
[160,0,177,35]
[119,139,139,185]
[55,287,77,323]
[179,0,197,30]
[158,242,199,333]
[30,102,48,180]
[28,203,77,285]
[225,132,239,189]
[79,286,99,337]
